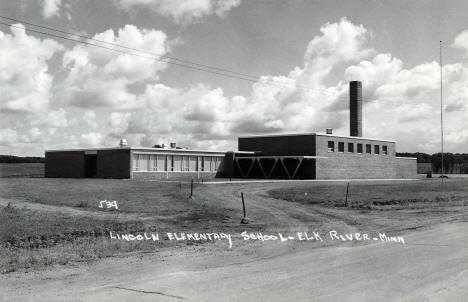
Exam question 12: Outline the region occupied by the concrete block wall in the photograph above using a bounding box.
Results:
[45,151,85,178]
[315,135,398,179]
[395,157,417,178]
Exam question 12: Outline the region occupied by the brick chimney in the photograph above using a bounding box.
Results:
[349,81,362,137]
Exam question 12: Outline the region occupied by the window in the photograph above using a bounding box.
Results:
[173,155,182,171]
[357,143,363,153]
[366,144,372,154]
[374,145,380,154]
[205,157,212,171]
[151,155,157,171]
[133,154,139,171]
[338,142,345,152]
[139,155,150,171]
[348,143,354,153]
[383,145,388,155]
[328,141,335,152]
[157,155,165,171]
[189,156,197,171]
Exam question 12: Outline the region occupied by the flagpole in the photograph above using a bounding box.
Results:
[440,40,444,179]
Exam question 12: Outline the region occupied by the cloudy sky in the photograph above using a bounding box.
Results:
[1,0,467,156]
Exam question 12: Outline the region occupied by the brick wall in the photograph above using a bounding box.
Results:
[315,135,399,179]
[238,135,316,156]
[395,157,417,178]
[97,149,130,178]
[45,151,85,178]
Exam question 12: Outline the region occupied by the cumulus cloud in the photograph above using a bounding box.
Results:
[83,110,98,128]
[40,0,62,18]
[115,0,241,24]
[453,29,468,58]
[57,24,169,109]
[2,18,468,155]
[96,18,374,149]
[343,52,468,152]
[30,108,69,128]
[0,24,63,113]
[0,127,45,147]
[0,129,19,147]
[80,132,104,147]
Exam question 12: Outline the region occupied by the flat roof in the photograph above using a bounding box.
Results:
[45,146,233,154]
[238,132,395,143]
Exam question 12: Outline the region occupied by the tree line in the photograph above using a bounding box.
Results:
[396,152,468,174]
[0,155,45,163]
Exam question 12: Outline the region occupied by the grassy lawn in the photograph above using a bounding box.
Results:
[2,163,467,274]
[0,204,150,273]
[0,176,234,273]
[0,163,44,178]
[0,177,202,214]
[268,179,468,209]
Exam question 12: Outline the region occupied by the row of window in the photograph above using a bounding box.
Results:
[133,154,222,172]
[328,141,388,155]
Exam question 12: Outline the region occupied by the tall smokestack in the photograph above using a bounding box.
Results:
[349,81,362,137]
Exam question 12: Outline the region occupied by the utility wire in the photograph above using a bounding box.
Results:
[0,15,335,95]
[0,15,262,80]
[0,17,381,102]
[0,20,418,108]
[4,15,393,103]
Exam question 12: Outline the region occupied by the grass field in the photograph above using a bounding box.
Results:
[1,163,468,274]
[0,173,236,273]
[0,163,44,178]
[268,179,468,209]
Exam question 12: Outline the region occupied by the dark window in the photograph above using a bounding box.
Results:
[357,143,363,153]
[348,143,354,153]
[374,145,380,154]
[366,144,372,154]
[328,141,334,152]
[338,142,345,152]
[383,145,388,155]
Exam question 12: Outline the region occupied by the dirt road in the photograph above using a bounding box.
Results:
[1,182,468,301]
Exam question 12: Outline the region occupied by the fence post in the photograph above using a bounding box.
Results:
[189,178,193,198]
[345,182,349,207]
[241,192,246,218]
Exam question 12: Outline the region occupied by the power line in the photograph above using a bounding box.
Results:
[0,22,261,82]
[3,15,394,103]
[0,15,262,80]
[0,15,339,96]
[0,20,416,108]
